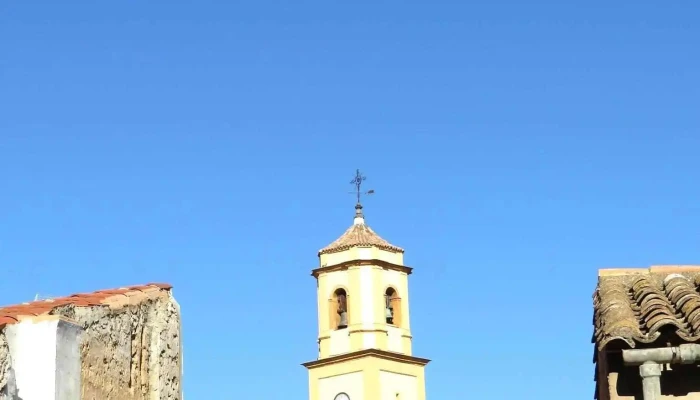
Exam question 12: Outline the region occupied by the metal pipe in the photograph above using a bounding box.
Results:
[623,344,700,366]
[621,344,700,400]
[639,362,662,400]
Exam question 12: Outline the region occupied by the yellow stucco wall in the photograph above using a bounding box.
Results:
[315,248,413,358]
[309,223,427,400]
[318,371,364,400]
[379,371,418,400]
[329,329,350,356]
[307,354,426,400]
[386,327,403,353]
[320,246,404,268]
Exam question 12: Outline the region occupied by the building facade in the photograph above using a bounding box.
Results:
[303,203,429,400]
[593,265,700,400]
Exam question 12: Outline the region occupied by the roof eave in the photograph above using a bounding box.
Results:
[318,244,405,256]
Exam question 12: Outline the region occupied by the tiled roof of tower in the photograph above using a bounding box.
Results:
[0,283,172,328]
[318,205,404,255]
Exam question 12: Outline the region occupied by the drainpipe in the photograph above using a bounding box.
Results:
[622,344,700,400]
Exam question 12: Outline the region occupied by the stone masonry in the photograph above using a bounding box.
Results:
[0,284,182,400]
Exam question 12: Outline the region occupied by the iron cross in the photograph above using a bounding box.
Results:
[350,169,374,204]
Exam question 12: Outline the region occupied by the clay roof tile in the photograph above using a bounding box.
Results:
[0,283,172,329]
[592,266,700,351]
[146,282,173,289]
[318,206,403,255]
[0,316,18,327]
[592,265,700,398]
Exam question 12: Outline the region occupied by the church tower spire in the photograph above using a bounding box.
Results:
[303,171,430,400]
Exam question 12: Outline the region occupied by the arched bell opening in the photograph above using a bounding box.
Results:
[329,288,349,330]
[384,287,402,327]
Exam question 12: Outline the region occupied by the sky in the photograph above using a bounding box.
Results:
[1,0,699,398]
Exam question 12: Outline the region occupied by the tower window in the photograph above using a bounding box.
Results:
[384,288,402,327]
[330,288,349,330]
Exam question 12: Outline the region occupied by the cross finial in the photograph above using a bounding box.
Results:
[350,169,366,205]
[349,169,374,223]
[349,169,374,205]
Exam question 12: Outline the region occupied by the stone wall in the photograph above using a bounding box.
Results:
[0,287,182,400]
[0,334,19,400]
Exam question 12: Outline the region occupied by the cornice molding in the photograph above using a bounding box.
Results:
[302,348,430,369]
[311,259,412,278]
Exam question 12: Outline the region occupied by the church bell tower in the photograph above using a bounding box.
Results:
[303,171,429,400]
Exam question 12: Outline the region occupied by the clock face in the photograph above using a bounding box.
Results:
[334,393,350,400]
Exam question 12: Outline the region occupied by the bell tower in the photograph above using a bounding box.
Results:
[303,171,429,400]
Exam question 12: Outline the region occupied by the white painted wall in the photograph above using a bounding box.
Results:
[6,319,58,400]
[329,329,350,356]
[319,371,364,400]
[386,326,403,353]
[4,318,82,400]
[359,266,375,329]
[379,371,417,400]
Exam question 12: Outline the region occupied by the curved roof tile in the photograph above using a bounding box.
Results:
[318,205,403,255]
[0,283,172,329]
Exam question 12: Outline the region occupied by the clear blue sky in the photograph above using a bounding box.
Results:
[1,1,698,399]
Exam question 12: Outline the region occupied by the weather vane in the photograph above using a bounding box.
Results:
[349,169,374,205]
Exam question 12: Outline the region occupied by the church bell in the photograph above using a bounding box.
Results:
[338,311,348,328]
[385,306,394,323]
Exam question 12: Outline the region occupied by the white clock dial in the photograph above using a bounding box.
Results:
[334,393,350,400]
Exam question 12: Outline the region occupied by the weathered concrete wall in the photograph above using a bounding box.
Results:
[56,320,82,400]
[54,293,181,400]
[0,287,181,400]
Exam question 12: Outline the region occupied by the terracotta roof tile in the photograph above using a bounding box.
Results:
[93,289,129,295]
[591,266,700,399]
[0,283,172,329]
[146,282,173,289]
[0,316,18,325]
[318,210,403,255]
[593,265,700,350]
